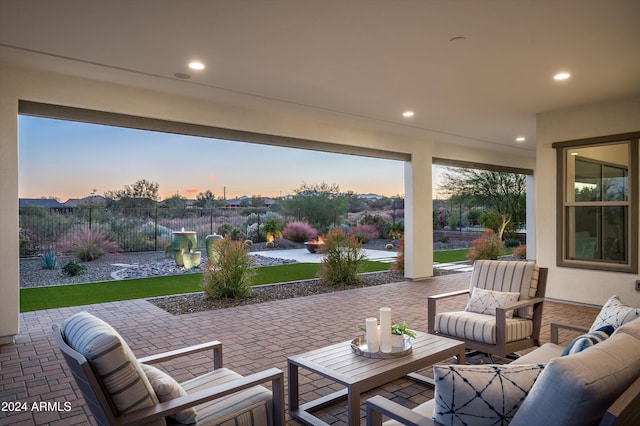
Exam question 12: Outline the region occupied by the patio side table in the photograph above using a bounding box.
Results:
[287,331,465,426]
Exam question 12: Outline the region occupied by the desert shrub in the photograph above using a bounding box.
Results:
[437,235,450,243]
[504,238,521,248]
[62,260,87,276]
[392,234,405,275]
[512,244,527,259]
[265,241,275,248]
[217,223,243,241]
[201,237,255,299]
[141,221,172,239]
[348,224,379,244]
[40,250,59,269]
[261,213,285,241]
[19,228,37,256]
[318,228,367,286]
[58,229,120,261]
[358,213,390,236]
[467,209,482,226]
[385,243,394,250]
[384,221,404,240]
[245,223,260,242]
[282,221,317,243]
[467,229,504,261]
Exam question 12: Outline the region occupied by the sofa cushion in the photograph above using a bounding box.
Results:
[590,295,640,332]
[510,331,640,426]
[613,317,640,340]
[181,367,273,426]
[470,260,539,319]
[561,325,614,356]
[62,311,162,423]
[465,287,521,318]
[510,343,563,365]
[142,364,197,424]
[432,363,545,426]
[434,311,533,344]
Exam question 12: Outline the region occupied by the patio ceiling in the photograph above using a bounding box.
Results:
[1,1,639,154]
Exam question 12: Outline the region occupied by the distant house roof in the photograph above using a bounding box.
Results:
[19,198,67,209]
[64,195,106,207]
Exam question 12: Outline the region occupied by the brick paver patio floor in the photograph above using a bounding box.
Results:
[0,273,600,425]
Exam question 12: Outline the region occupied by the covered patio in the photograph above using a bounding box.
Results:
[0,273,599,425]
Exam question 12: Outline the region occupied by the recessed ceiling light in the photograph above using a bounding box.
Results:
[571,152,579,156]
[516,137,526,142]
[188,61,205,70]
[554,72,571,80]
[402,111,414,118]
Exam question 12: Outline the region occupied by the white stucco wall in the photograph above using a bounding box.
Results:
[0,64,535,342]
[536,96,640,306]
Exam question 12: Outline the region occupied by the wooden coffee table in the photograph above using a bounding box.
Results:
[287,331,465,426]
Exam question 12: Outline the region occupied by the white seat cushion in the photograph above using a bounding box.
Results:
[383,399,437,426]
[434,311,533,344]
[181,368,273,426]
[511,343,563,365]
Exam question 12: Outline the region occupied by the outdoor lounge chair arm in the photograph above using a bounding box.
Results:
[138,340,223,369]
[428,289,470,334]
[117,367,285,426]
[550,323,589,344]
[366,395,436,426]
[498,297,544,312]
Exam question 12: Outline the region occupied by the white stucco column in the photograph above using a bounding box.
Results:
[526,174,536,261]
[0,84,19,345]
[403,150,433,280]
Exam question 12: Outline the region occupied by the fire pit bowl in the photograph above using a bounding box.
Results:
[304,238,325,253]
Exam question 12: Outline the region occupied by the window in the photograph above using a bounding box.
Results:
[554,133,639,273]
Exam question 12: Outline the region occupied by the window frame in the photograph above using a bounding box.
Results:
[554,132,639,273]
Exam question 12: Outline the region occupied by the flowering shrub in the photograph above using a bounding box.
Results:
[282,221,318,243]
[58,229,120,261]
[512,244,527,259]
[348,224,380,243]
[467,229,504,261]
[391,234,405,275]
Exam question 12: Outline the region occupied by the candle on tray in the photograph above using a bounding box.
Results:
[365,317,380,353]
[380,307,392,353]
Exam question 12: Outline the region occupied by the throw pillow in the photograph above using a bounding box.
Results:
[465,287,521,318]
[589,295,640,332]
[433,363,545,426]
[142,364,198,424]
[561,324,614,356]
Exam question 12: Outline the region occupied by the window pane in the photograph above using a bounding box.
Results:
[574,159,601,201]
[566,206,627,262]
[603,165,628,201]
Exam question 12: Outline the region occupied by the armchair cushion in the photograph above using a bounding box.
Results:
[432,363,545,426]
[561,324,614,356]
[434,311,533,345]
[141,364,198,424]
[470,260,539,319]
[465,287,520,318]
[589,295,640,332]
[61,311,162,422]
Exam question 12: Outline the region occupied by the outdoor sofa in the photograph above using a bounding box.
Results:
[367,296,640,425]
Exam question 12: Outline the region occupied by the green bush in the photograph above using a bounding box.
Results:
[504,238,521,248]
[384,221,404,240]
[201,237,255,299]
[217,223,243,241]
[467,229,504,261]
[62,260,87,276]
[318,228,367,286]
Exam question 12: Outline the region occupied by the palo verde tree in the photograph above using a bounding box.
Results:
[438,167,526,240]
[281,182,349,232]
[104,179,160,209]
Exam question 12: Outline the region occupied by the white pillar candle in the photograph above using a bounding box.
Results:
[365,317,380,353]
[379,307,392,353]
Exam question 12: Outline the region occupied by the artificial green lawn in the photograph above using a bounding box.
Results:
[20,260,391,312]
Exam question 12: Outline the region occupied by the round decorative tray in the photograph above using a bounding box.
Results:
[350,336,413,359]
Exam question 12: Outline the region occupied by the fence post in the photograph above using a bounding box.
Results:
[89,207,92,231]
[210,208,213,235]
[154,208,158,252]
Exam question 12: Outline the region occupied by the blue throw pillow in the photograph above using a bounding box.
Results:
[561,324,614,356]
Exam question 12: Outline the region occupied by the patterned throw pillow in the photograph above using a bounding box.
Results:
[465,287,521,318]
[589,295,640,332]
[433,363,545,426]
[142,364,198,424]
[561,325,614,356]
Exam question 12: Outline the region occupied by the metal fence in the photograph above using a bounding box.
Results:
[19,206,404,257]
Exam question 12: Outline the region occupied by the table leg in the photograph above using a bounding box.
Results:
[347,385,361,426]
[288,361,299,412]
[456,349,466,365]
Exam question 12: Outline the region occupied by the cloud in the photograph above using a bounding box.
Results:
[185,188,201,196]
[207,175,218,183]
